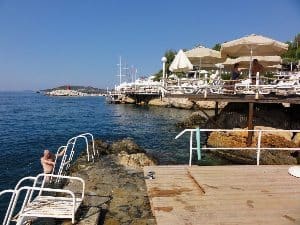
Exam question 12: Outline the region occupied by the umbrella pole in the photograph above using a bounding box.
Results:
[249,47,253,81]
[199,58,202,79]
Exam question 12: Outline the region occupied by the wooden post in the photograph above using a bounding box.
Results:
[215,101,219,117]
[247,102,254,146]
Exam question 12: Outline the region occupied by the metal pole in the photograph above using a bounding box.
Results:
[256,130,262,165]
[119,56,122,85]
[247,102,254,146]
[162,61,166,88]
[248,47,253,80]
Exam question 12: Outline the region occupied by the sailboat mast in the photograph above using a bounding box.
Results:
[118,56,122,85]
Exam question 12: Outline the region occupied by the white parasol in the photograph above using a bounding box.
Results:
[221,34,288,79]
[169,49,193,73]
[185,46,224,69]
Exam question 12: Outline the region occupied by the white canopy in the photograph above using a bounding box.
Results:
[169,49,193,72]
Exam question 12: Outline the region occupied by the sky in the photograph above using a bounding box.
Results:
[0,0,299,91]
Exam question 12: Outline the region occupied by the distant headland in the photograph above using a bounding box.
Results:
[40,85,108,96]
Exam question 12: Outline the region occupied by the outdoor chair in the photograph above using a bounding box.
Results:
[0,173,85,225]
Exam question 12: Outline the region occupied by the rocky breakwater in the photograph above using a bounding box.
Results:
[63,138,156,225]
[207,126,300,164]
[148,97,227,110]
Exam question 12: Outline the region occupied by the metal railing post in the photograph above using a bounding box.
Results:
[189,131,193,167]
[257,130,262,165]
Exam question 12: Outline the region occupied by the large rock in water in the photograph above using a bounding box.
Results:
[148,98,170,107]
[169,98,194,109]
[207,126,299,164]
[94,138,146,155]
[117,152,156,169]
[111,138,146,154]
[176,111,208,128]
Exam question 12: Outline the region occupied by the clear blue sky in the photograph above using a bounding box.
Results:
[0,0,299,91]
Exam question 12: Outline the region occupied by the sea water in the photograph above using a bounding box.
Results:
[0,91,226,219]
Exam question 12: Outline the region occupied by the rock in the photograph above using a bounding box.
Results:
[111,139,145,155]
[122,96,135,104]
[207,127,298,165]
[63,138,156,225]
[148,98,170,107]
[253,126,293,141]
[227,126,293,141]
[195,101,227,109]
[94,138,146,156]
[176,111,208,128]
[169,98,194,109]
[94,139,110,155]
[117,152,156,169]
[104,218,120,225]
[293,133,300,146]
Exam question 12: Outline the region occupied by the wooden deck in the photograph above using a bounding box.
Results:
[144,165,300,225]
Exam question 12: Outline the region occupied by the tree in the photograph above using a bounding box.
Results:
[212,43,221,51]
[282,33,300,61]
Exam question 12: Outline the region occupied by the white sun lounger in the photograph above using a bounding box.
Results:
[234,78,275,95]
[0,174,85,225]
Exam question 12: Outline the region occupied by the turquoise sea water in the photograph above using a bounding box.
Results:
[0,91,226,219]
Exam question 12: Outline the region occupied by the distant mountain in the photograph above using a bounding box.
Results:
[42,85,108,94]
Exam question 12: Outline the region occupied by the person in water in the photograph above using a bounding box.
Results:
[231,63,240,80]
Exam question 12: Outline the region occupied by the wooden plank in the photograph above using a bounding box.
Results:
[144,165,300,225]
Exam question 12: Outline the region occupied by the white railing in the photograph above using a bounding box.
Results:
[175,128,300,166]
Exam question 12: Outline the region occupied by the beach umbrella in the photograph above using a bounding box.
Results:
[220,34,288,79]
[185,46,224,69]
[169,49,193,73]
[221,34,288,57]
[223,56,282,68]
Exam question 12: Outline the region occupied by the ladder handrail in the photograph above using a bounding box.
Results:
[55,133,96,183]
[51,145,67,178]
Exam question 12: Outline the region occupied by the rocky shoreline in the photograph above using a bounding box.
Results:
[121,96,228,110]
[61,138,157,225]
